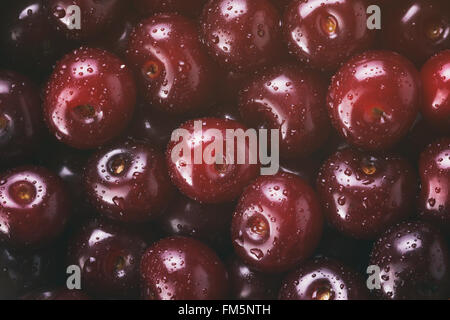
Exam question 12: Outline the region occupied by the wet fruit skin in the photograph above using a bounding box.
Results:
[381,0,450,66]
[0,166,70,247]
[418,138,450,231]
[140,236,229,300]
[239,64,330,159]
[227,255,282,300]
[44,47,137,149]
[166,118,261,204]
[84,139,174,223]
[132,0,208,18]
[157,193,234,251]
[370,221,450,300]
[317,148,418,240]
[47,0,125,42]
[67,219,148,299]
[420,50,450,134]
[21,288,90,300]
[327,50,421,152]
[283,0,375,72]
[125,14,218,115]
[231,172,324,273]
[279,256,369,300]
[200,0,282,72]
[0,70,44,164]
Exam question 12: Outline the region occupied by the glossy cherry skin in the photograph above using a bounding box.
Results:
[317,148,418,240]
[370,221,450,300]
[85,140,174,223]
[381,0,450,66]
[327,51,421,152]
[21,288,90,300]
[239,65,330,159]
[0,166,70,247]
[0,70,44,164]
[231,172,323,273]
[421,50,450,133]
[201,0,282,72]
[126,14,218,115]
[44,47,136,149]
[67,219,148,298]
[132,0,208,18]
[283,0,375,72]
[140,236,229,300]
[418,138,450,231]
[47,0,125,42]
[166,118,261,204]
[157,193,234,251]
[227,255,282,300]
[279,256,369,300]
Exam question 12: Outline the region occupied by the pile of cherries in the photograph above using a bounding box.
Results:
[0,0,449,300]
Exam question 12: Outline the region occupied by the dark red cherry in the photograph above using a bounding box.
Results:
[201,0,282,72]
[370,221,450,300]
[327,51,421,151]
[283,0,376,71]
[132,0,208,18]
[21,288,90,300]
[157,193,234,251]
[317,148,418,240]
[0,166,70,247]
[44,47,136,149]
[381,0,450,65]
[227,255,282,300]
[421,50,450,133]
[85,139,173,223]
[231,172,323,273]
[126,14,218,115]
[166,118,261,204]
[101,13,139,59]
[47,0,125,42]
[0,70,44,164]
[239,65,330,159]
[67,219,148,298]
[140,236,229,300]
[419,138,450,231]
[279,256,369,300]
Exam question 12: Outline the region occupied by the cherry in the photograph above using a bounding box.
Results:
[283,0,376,72]
[231,172,323,273]
[44,47,137,149]
[140,236,229,300]
[67,219,148,298]
[84,139,174,223]
[370,221,450,300]
[327,51,421,152]
[201,0,282,72]
[47,0,125,42]
[0,166,70,247]
[317,148,418,240]
[227,255,282,300]
[279,256,369,300]
[239,64,330,159]
[132,0,208,18]
[420,50,450,134]
[418,138,450,231]
[126,14,218,115]
[0,70,44,164]
[21,288,90,300]
[157,193,234,251]
[381,0,450,65]
[166,118,261,204]
[101,13,139,59]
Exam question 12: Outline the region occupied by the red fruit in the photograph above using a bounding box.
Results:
[231,172,323,273]
[132,0,208,18]
[140,236,229,300]
[44,47,136,149]
[327,51,421,151]
[126,14,217,115]
[421,50,450,133]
